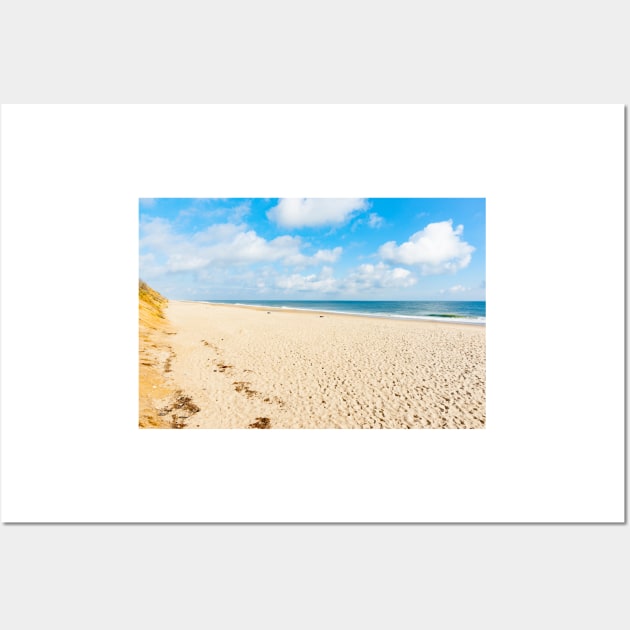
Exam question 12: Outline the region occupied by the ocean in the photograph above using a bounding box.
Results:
[198,300,486,325]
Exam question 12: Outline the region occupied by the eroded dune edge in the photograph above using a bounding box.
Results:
[140,290,485,429]
[138,282,200,428]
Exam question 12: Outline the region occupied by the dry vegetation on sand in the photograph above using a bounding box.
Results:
[138,280,200,428]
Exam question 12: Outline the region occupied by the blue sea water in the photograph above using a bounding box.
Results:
[198,300,486,324]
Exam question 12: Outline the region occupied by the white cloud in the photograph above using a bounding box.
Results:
[140,218,306,273]
[378,220,475,274]
[177,200,251,224]
[139,216,174,251]
[274,262,415,295]
[139,215,345,282]
[192,222,246,244]
[139,252,163,279]
[267,198,369,228]
[314,246,343,263]
[276,266,339,293]
[345,262,416,291]
[203,232,302,265]
[367,213,384,228]
[139,198,156,208]
[167,254,211,272]
[284,246,343,267]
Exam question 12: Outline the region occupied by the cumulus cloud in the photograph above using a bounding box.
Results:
[274,262,416,295]
[378,220,474,274]
[202,232,302,265]
[285,246,343,267]
[314,246,343,263]
[345,262,416,291]
[192,222,246,244]
[276,266,339,293]
[267,198,369,228]
[140,217,306,273]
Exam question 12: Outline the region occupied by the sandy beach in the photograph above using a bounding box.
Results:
[146,300,485,429]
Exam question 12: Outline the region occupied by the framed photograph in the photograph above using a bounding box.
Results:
[138,197,486,430]
[1,105,623,522]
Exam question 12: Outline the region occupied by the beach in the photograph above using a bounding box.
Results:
[149,300,485,429]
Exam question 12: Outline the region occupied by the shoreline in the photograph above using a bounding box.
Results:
[153,300,486,429]
[179,300,486,326]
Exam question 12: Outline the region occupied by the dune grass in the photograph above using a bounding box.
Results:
[139,279,167,319]
[138,282,201,428]
[139,280,173,428]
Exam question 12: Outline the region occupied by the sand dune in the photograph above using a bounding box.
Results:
[156,301,485,429]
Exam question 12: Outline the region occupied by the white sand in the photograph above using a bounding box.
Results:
[162,301,485,429]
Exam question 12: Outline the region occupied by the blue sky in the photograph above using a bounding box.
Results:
[139,198,485,300]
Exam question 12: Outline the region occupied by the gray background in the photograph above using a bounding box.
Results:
[1,1,627,628]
